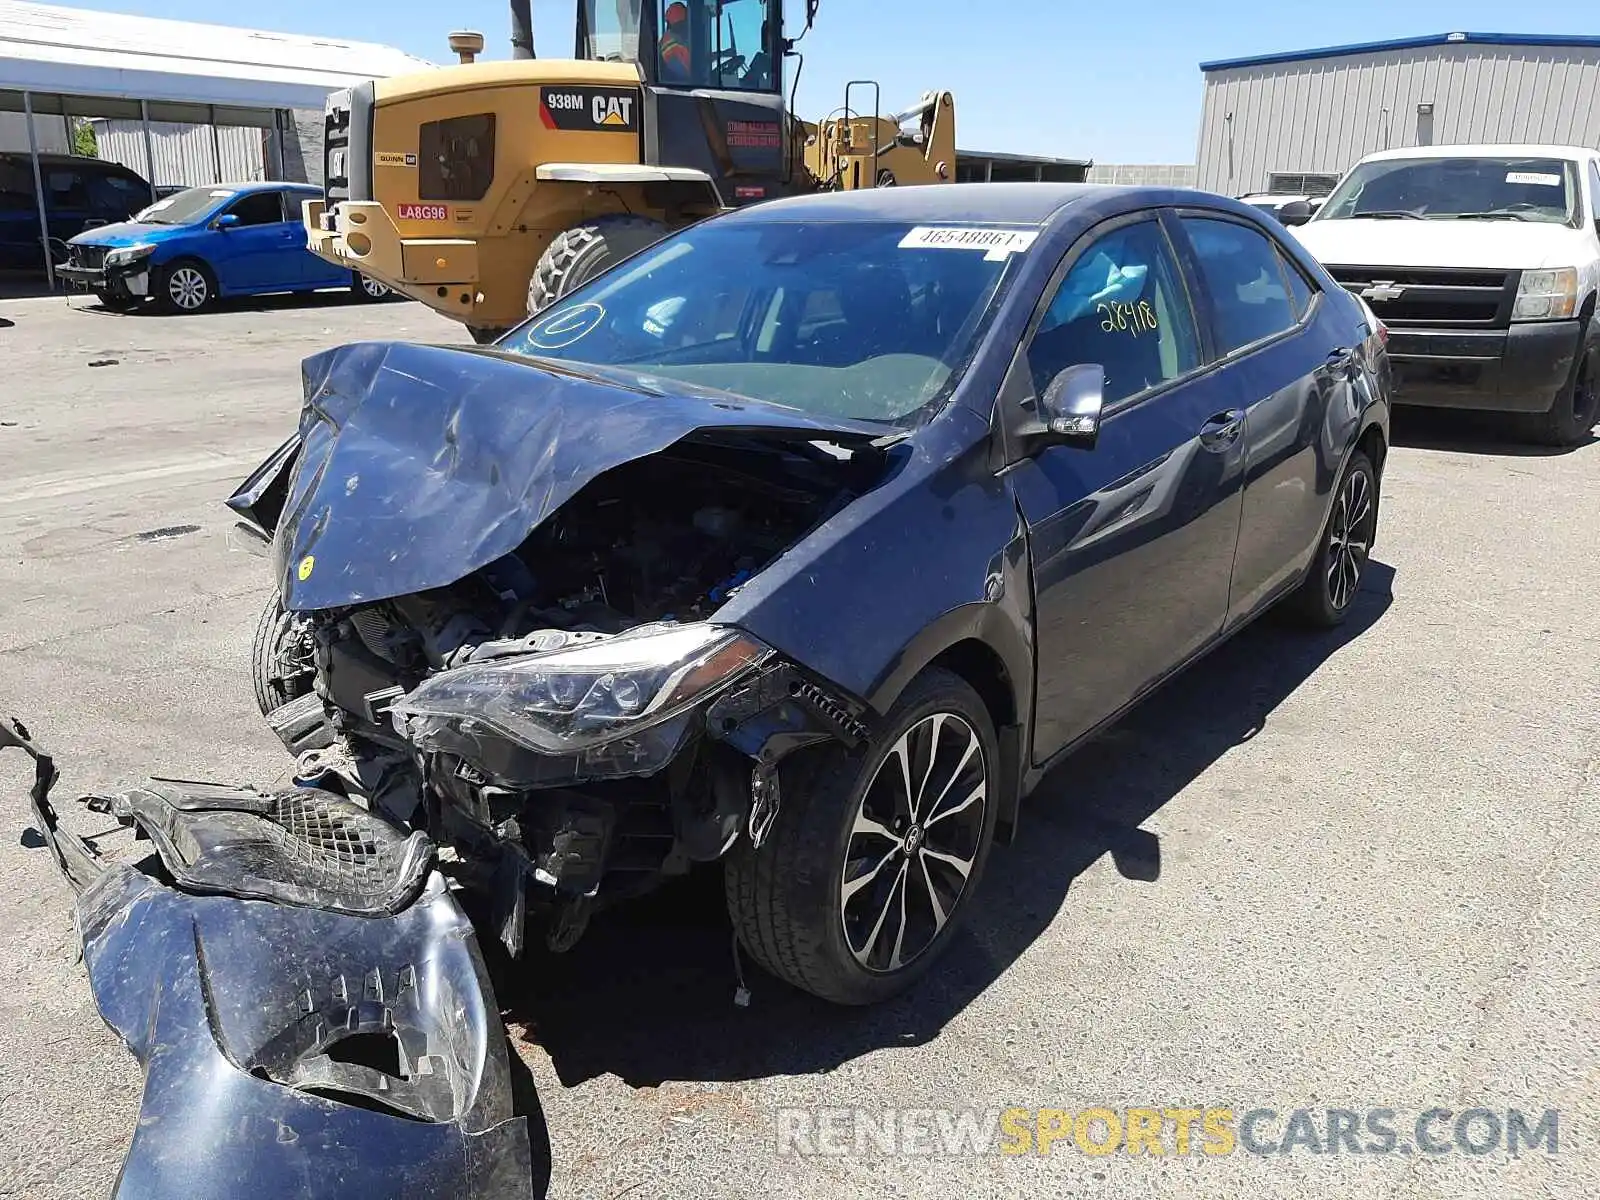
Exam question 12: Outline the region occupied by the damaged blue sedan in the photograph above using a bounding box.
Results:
[237,181,1392,1004]
[14,181,1390,1195]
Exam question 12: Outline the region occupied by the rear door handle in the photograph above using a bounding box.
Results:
[1199,408,1246,450]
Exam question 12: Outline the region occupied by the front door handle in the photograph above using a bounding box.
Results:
[1198,408,1246,450]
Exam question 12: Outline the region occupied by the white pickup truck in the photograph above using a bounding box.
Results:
[1290,144,1600,446]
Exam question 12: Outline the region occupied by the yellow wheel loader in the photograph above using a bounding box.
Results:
[302,0,955,341]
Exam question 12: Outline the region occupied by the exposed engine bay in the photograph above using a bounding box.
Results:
[261,431,881,953]
[5,339,909,1196]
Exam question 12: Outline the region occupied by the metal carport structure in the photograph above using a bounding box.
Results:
[0,0,434,286]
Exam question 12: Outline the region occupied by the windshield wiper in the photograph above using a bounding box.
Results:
[1352,210,1423,220]
[1451,211,1529,221]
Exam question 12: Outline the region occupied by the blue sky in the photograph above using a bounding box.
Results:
[46,0,1600,161]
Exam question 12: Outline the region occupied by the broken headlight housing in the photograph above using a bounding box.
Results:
[391,622,769,765]
[104,243,156,267]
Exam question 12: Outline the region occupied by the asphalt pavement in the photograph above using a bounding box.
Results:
[0,291,1595,1200]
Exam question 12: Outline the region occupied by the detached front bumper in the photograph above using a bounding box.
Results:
[2,719,535,1200]
[1386,319,1581,414]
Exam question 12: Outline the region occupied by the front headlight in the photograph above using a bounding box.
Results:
[1512,268,1578,321]
[104,243,156,267]
[390,622,769,756]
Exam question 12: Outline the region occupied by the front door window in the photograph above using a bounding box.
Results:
[1026,218,1201,407]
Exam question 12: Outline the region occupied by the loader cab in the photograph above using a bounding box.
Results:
[576,0,786,92]
[575,0,806,204]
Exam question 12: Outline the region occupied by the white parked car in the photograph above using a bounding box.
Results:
[1291,143,1600,446]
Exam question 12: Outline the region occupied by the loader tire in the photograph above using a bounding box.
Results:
[527,215,669,316]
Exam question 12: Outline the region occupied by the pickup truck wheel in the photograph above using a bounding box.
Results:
[251,594,316,716]
[724,668,999,1006]
[527,216,669,316]
[1285,448,1379,628]
[1513,348,1599,447]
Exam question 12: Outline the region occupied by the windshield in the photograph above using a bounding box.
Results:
[1316,156,1579,224]
[498,219,1032,424]
[134,186,236,225]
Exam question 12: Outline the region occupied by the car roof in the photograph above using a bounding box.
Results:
[714,182,1139,227]
[200,180,318,192]
[1358,143,1596,163]
[0,151,144,173]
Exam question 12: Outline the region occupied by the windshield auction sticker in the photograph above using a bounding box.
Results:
[900,226,1039,261]
[1506,172,1562,186]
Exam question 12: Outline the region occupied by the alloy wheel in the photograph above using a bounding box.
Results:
[1326,465,1374,611]
[359,274,391,299]
[168,266,209,311]
[840,712,988,974]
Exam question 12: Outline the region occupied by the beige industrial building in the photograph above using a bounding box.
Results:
[1197,31,1600,197]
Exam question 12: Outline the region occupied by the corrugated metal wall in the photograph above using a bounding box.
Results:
[0,111,69,154]
[91,119,265,188]
[1197,43,1600,196]
[1087,163,1199,187]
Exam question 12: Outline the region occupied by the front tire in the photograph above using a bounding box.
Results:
[527,215,670,316]
[154,258,215,313]
[94,287,138,311]
[1285,448,1379,628]
[1512,345,1599,447]
[251,594,316,716]
[725,668,1000,1006]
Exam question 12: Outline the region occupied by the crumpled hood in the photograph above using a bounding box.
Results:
[269,341,887,612]
[67,220,191,247]
[1291,216,1589,270]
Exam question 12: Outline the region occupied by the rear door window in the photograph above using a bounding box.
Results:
[89,174,150,221]
[1277,247,1317,320]
[1180,217,1298,354]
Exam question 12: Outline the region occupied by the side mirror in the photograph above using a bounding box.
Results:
[1034,363,1105,448]
[214,212,240,230]
[1278,200,1313,226]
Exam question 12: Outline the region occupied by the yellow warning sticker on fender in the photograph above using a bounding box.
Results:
[899,226,1039,260]
[297,555,315,581]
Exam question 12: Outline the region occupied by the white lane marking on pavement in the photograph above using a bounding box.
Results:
[0,453,260,507]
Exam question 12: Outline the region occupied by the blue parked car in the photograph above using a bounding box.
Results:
[57,180,393,312]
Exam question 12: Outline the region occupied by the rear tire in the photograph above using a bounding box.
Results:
[1284,449,1379,628]
[348,271,392,302]
[724,668,1000,1006]
[1511,345,1599,447]
[527,215,670,316]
